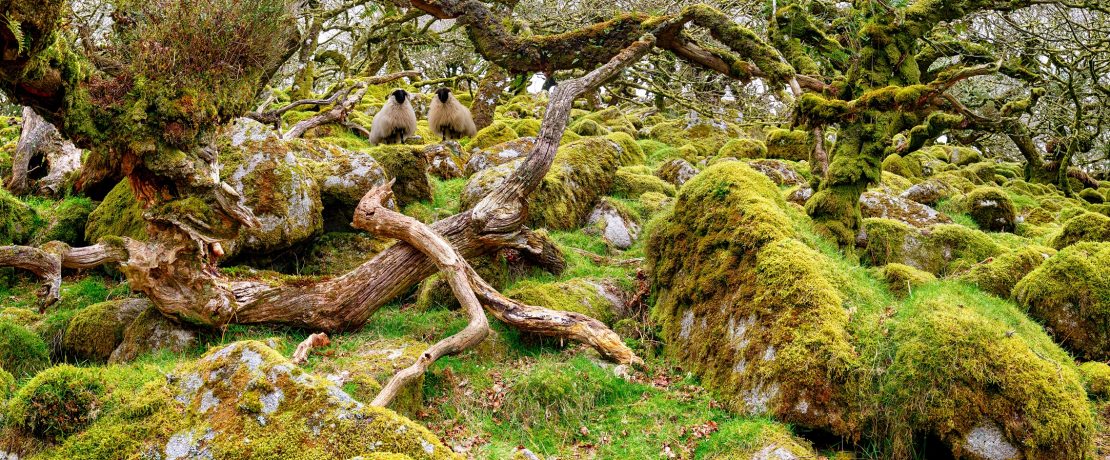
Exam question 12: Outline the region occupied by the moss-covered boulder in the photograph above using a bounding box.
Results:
[964,187,1016,232]
[31,197,96,245]
[648,120,741,156]
[859,191,952,228]
[221,139,323,256]
[881,154,917,179]
[510,118,541,138]
[1050,211,1110,249]
[5,365,104,440]
[366,145,434,206]
[960,246,1054,299]
[61,298,150,363]
[524,137,627,230]
[468,121,518,151]
[464,137,534,175]
[310,338,431,417]
[0,188,36,245]
[507,278,625,326]
[568,118,609,136]
[0,319,50,379]
[881,285,1093,459]
[293,139,391,213]
[299,232,391,276]
[763,129,812,161]
[639,191,672,216]
[1079,188,1104,204]
[85,179,148,242]
[647,162,860,436]
[580,107,638,136]
[655,158,697,186]
[18,341,457,459]
[900,173,973,206]
[460,158,522,211]
[0,365,13,402]
[612,166,676,197]
[746,159,806,186]
[1080,362,1110,399]
[585,197,641,249]
[695,419,818,459]
[860,219,1005,275]
[109,305,199,364]
[606,132,646,167]
[718,138,767,159]
[878,263,935,297]
[1014,242,1110,360]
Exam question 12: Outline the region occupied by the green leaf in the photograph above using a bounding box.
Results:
[4,15,24,55]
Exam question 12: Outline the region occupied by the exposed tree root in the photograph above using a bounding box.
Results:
[291,332,331,365]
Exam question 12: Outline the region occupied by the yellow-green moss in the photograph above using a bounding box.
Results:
[468,121,518,151]
[764,129,812,161]
[528,137,626,230]
[6,365,104,440]
[605,132,645,167]
[0,319,50,379]
[568,118,609,137]
[861,219,1004,275]
[0,187,38,244]
[61,299,147,363]
[695,419,817,459]
[84,179,148,242]
[877,263,935,297]
[881,154,917,179]
[647,120,740,156]
[1079,188,1104,204]
[510,118,541,138]
[612,167,675,198]
[718,138,767,159]
[647,162,860,436]
[0,365,13,401]
[962,187,1016,232]
[1079,362,1110,399]
[506,278,619,325]
[1014,242,1110,360]
[1050,211,1110,250]
[959,246,1054,299]
[32,197,96,245]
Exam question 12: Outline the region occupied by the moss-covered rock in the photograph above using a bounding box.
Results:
[524,137,627,230]
[586,197,641,249]
[580,107,638,136]
[606,132,646,167]
[366,145,434,207]
[1080,362,1110,399]
[292,139,391,214]
[638,191,672,216]
[299,232,391,276]
[0,319,50,379]
[506,278,624,325]
[463,137,534,175]
[964,187,1016,232]
[881,154,917,179]
[1079,187,1104,204]
[900,173,974,206]
[764,129,812,161]
[510,118,541,138]
[221,139,323,256]
[0,365,13,402]
[1014,242,1110,360]
[84,179,148,242]
[878,263,935,297]
[959,246,1054,299]
[695,419,818,459]
[0,188,36,245]
[61,298,149,363]
[611,167,676,197]
[568,118,609,136]
[718,138,767,159]
[860,219,1005,275]
[24,341,457,459]
[468,121,518,151]
[881,285,1093,459]
[31,197,96,245]
[1050,211,1110,249]
[648,120,740,156]
[5,365,104,440]
[647,162,860,437]
[655,158,697,186]
[859,191,952,228]
[421,141,465,180]
[310,338,431,417]
[109,305,198,364]
[746,159,806,186]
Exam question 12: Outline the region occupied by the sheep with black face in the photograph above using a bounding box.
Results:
[427,87,477,142]
[369,89,417,145]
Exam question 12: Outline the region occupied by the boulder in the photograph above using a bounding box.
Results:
[859,191,952,228]
[0,319,50,379]
[109,305,199,364]
[586,198,641,249]
[612,166,676,197]
[84,179,148,242]
[746,159,806,186]
[859,219,1004,275]
[469,121,518,151]
[959,246,1054,299]
[647,119,741,156]
[764,129,812,161]
[62,298,149,362]
[459,158,522,211]
[877,263,935,297]
[311,338,431,417]
[366,145,434,206]
[718,138,767,159]
[506,278,625,325]
[463,137,534,175]
[0,188,36,244]
[899,174,971,206]
[422,141,465,179]
[1050,211,1110,249]
[293,140,391,212]
[1014,242,1110,360]
[655,158,697,186]
[964,187,1016,232]
[5,365,103,439]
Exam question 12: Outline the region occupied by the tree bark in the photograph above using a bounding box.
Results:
[471,65,510,130]
[6,107,82,196]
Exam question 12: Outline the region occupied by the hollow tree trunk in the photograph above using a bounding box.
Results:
[6,107,82,196]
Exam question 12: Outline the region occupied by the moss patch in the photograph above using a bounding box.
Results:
[1050,211,1110,249]
[0,319,51,379]
[1014,242,1110,360]
[84,179,148,242]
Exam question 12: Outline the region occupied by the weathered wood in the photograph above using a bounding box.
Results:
[291,332,330,365]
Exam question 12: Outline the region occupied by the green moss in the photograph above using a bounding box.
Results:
[605,132,644,167]
[647,162,861,436]
[959,246,1053,299]
[61,299,147,363]
[1079,188,1104,205]
[568,118,608,136]
[861,219,1004,275]
[1014,242,1110,360]
[510,118,541,138]
[963,186,1016,232]
[85,180,148,242]
[881,154,918,179]
[764,129,812,161]
[638,191,671,216]
[877,263,935,297]
[1050,211,1110,250]
[0,365,14,401]
[368,145,433,206]
[0,187,38,244]
[0,319,50,379]
[500,357,635,429]
[32,196,96,245]
[647,120,740,156]
[6,365,104,440]
[506,278,619,325]
[695,419,816,459]
[611,167,675,198]
[881,283,1093,459]
[718,138,767,159]
[528,137,626,230]
[469,121,518,151]
[1080,361,1110,399]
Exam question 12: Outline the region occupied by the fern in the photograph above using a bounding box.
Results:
[4,15,24,55]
